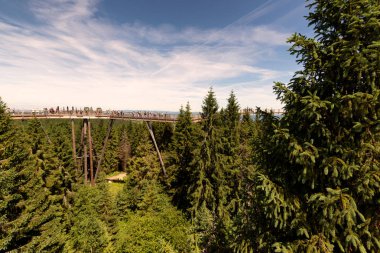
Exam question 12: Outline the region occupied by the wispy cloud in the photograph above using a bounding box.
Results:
[0,0,300,111]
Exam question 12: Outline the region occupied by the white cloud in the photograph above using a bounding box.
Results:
[0,0,298,111]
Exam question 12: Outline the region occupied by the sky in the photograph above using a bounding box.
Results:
[0,0,312,111]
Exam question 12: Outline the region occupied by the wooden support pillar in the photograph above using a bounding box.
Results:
[95,119,114,181]
[146,121,167,176]
[83,120,88,184]
[88,120,95,186]
[79,119,85,175]
[71,119,78,171]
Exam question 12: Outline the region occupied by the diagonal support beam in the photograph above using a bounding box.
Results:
[95,119,114,181]
[37,119,52,145]
[88,120,95,186]
[146,121,166,176]
[83,119,88,184]
[71,119,78,171]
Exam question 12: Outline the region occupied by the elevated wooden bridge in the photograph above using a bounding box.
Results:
[9,107,283,186]
[9,107,284,122]
[10,110,201,122]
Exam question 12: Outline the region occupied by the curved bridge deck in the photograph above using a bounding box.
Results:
[9,108,284,122]
[10,111,202,123]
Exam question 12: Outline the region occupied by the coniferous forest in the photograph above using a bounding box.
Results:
[1,1,380,252]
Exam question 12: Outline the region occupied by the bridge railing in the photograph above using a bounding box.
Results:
[10,108,283,121]
[10,109,203,122]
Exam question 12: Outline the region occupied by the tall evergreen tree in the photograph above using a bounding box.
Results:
[168,102,200,211]
[221,90,241,181]
[102,126,120,175]
[65,184,114,252]
[115,180,192,253]
[223,90,240,154]
[1,110,68,251]
[218,93,241,207]
[0,98,30,251]
[239,107,255,165]
[190,88,222,213]
[118,124,132,171]
[236,0,380,252]
[125,130,162,185]
[21,119,68,251]
[151,122,174,151]
[190,88,231,251]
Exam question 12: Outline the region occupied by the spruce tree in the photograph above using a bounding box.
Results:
[65,184,113,252]
[190,88,222,214]
[240,108,255,165]
[223,90,240,154]
[236,0,380,252]
[190,88,231,251]
[221,90,241,180]
[125,130,162,186]
[1,110,68,251]
[115,181,192,253]
[102,125,120,175]
[168,102,200,212]
[151,122,174,151]
[118,124,132,171]
[0,98,30,251]
[21,119,68,251]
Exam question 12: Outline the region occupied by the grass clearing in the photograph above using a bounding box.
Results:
[108,182,124,199]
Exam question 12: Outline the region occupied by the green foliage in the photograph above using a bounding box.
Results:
[223,90,241,151]
[65,184,114,252]
[117,124,132,171]
[0,98,30,251]
[221,90,242,201]
[66,214,110,253]
[115,181,192,253]
[21,120,69,252]
[4,6,380,249]
[1,110,68,252]
[191,88,224,213]
[127,122,150,156]
[125,138,162,185]
[168,102,201,211]
[188,88,234,251]
[235,0,380,252]
[95,122,120,175]
[151,122,174,151]
[2,105,197,252]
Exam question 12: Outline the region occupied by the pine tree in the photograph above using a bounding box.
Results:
[219,91,243,243]
[48,120,78,203]
[1,110,68,251]
[168,102,200,211]
[0,98,30,251]
[65,184,113,252]
[118,124,132,171]
[128,122,149,156]
[125,130,162,185]
[115,181,192,253]
[189,88,231,251]
[240,107,255,165]
[236,0,380,252]
[49,121,75,170]
[221,90,241,183]
[223,90,240,154]
[102,124,120,175]
[21,119,69,251]
[151,122,174,151]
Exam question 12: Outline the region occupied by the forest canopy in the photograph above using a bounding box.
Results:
[1,0,380,252]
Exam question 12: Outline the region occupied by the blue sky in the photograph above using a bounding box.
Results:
[0,0,311,111]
